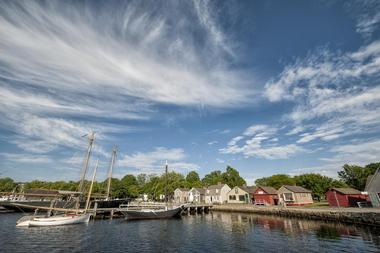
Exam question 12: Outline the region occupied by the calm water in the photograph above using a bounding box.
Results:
[0,212,380,253]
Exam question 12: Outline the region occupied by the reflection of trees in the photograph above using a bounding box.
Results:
[316,225,341,240]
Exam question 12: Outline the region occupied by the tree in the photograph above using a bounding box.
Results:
[255,174,295,189]
[202,170,223,186]
[294,173,346,200]
[185,171,202,188]
[221,166,246,187]
[0,177,17,192]
[338,163,379,190]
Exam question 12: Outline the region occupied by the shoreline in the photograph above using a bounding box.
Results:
[212,204,380,227]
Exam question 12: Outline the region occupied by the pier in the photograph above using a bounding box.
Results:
[6,202,213,219]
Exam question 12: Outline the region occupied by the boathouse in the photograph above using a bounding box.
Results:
[205,183,231,204]
[253,186,278,205]
[174,188,189,203]
[188,187,205,203]
[365,168,380,207]
[227,186,251,204]
[325,188,367,207]
[277,185,313,206]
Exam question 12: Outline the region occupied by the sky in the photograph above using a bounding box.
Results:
[0,0,379,184]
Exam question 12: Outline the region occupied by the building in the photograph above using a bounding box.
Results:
[325,188,367,207]
[241,186,257,203]
[188,187,205,203]
[227,186,251,204]
[365,168,380,207]
[205,183,231,204]
[174,188,189,203]
[253,186,278,205]
[277,185,313,206]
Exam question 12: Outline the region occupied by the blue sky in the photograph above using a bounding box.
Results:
[0,0,379,184]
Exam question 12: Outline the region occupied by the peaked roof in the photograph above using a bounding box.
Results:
[241,186,258,194]
[330,187,362,195]
[256,186,277,194]
[175,188,189,192]
[283,185,312,193]
[208,184,226,190]
[365,168,380,192]
[191,187,205,194]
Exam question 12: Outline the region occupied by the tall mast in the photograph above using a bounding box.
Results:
[85,159,98,213]
[78,131,95,194]
[165,160,168,205]
[106,146,117,200]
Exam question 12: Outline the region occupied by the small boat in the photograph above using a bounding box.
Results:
[121,162,183,220]
[121,206,183,220]
[16,213,91,227]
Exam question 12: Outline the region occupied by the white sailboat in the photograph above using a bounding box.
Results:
[16,159,98,227]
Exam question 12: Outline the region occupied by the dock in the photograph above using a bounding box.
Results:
[6,202,213,219]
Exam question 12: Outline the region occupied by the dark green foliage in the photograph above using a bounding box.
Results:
[221,166,246,187]
[338,163,380,191]
[255,174,295,189]
[185,171,202,188]
[0,177,17,192]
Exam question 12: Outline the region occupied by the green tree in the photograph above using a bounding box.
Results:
[255,174,295,189]
[202,170,223,186]
[185,171,202,188]
[221,166,246,187]
[294,173,346,200]
[0,177,17,192]
[338,163,380,190]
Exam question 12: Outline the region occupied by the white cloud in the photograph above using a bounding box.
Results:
[118,147,199,174]
[220,124,304,159]
[208,141,218,145]
[0,153,52,164]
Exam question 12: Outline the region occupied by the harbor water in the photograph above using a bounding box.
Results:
[0,212,379,253]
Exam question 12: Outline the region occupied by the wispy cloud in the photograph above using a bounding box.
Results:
[220,124,304,159]
[118,147,199,174]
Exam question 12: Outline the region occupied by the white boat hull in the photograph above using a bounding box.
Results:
[17,214,91,227]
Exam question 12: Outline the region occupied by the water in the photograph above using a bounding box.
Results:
[0,212,379,253]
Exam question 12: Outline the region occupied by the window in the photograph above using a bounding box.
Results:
[283,193,294,201]
[229,195,236,200]
[239,195,245,201]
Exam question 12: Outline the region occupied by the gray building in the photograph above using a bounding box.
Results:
[365,168,380,207]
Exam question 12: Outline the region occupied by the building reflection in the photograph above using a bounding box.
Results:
[207,211,380,247]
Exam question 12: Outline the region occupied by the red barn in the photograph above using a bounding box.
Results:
[326,188,367,207]
[253,186,278,205]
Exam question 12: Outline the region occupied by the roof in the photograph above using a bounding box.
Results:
[25,189,59,195]
[191,187,205,194]
[241,186,258,194]
[255,186,277,195]
[283,185,312,193]
[175,188,189,192]
[208,184,226,190]
[366,168,380,192]
[330,188,362,195]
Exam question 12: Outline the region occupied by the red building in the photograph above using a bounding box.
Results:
[326,188,367,207]
[253,186,278,205]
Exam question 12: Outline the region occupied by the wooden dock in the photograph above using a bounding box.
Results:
[7,202,213,219]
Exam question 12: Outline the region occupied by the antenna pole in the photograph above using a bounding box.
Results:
[106,146,117,200]
[165,161,168,205]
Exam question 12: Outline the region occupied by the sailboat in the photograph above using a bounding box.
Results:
[16,159,98,227]
[121,162,183,220]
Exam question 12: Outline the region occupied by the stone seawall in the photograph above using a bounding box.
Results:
[212,204,380,226]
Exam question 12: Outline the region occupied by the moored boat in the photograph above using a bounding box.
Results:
[121,206,183,220]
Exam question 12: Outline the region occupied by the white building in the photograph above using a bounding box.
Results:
[174,188,189,203]
[188,187,205,203]
[205,183,231,204]
[227,186,251,204]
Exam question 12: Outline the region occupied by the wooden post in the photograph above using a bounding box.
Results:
[110,209,114,219]
[93,202,98,219]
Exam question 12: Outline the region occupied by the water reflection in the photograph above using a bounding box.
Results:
[208,211,380,246]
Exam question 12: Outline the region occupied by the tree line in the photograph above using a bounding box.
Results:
[0,166,246,200]
[0,163,378,200]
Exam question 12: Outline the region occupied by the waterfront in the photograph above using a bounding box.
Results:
[0,212,379,253]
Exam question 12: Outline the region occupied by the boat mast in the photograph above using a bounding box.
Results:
[106,146,117,200]
[78,131,95,194]
[165,160,168,206]
[85,159,98,213]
